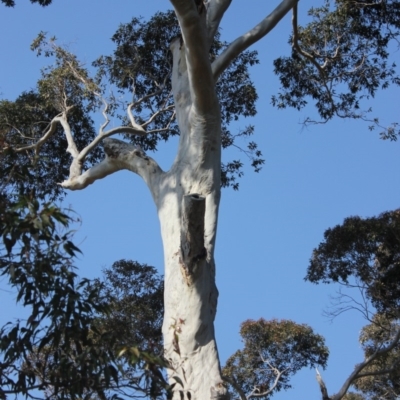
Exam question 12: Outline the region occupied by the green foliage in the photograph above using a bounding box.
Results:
[306,209,400,316]
[1,0,52,7]
[223,318,329,399]
[31,33,102,113]
[95,260,163,353]
[0,194,118,399]
[0,91,101,202]
[273,0,400,140]
[307,209,400,399]
[0,195,170,399]
[352,315,400,400]
[0,34,105,202]
[92,260,167,399]
[1,11,263,193]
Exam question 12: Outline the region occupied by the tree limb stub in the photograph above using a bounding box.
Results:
[180,193,206,285]
[316,369,331,400]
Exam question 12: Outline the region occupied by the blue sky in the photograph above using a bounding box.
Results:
[1,1,399,399]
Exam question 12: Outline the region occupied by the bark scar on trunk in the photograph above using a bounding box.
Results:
[180,193,207,285]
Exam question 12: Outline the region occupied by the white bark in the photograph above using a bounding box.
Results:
[60,138,163,196]
[206,0,232,45]
[157,8,224,392]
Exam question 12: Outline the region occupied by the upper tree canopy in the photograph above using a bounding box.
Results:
[223,318,329,399]
[0,10,262,200]
[2,1,399,203]
[307,210,400,400]
[307,209,400,316]
[273,0,400,140]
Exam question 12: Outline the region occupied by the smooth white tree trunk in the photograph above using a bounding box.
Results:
[154,35,226,398]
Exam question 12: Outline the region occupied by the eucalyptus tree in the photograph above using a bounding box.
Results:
[2,0,400,399]
[223,319,329,399]
[0,195,120,400]
[307,210,400,399]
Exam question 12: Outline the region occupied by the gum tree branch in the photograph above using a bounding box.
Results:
[8,45,170,193]
[60,138,163,194]
[56,112,79,159]
[206,0,232,45]
[170,0,218,115]
[333,328,400,400]
[356,363,400,379]
[316,369,331,400]
[54,96,164,191]
[291,3,339,116]
[292,3,326,77]
[315,327,400,400]
[212,0,297,80]
[140,104,175,128]
[73,123,148,167]
[146,110,176,134]
[248,356,289,399]
[12,114,64,155]
[9,93,166,194]
[223,356,290,400]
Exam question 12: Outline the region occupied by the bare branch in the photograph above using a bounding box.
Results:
[60,138,163,192]
[223,354,290,400]
[323,283,374,323]
[332,327,400,400]
[56,111,79,159]
[77,93,174,164]
[99,97,111,133]
[11,115,63,155]
[212,0,297,80]
[143,106,175,128]
[75,124,148,167]
[356,363,400,379]
[247,369,284,399]
[292,3,326,78]
[315,368,331,400]
[247,356,290,399]
[125,103,147,132]
[291,3,339,116]
[59,156,121,190]
[206,0,232,45]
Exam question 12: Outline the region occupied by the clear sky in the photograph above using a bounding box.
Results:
[1,1,399,399]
